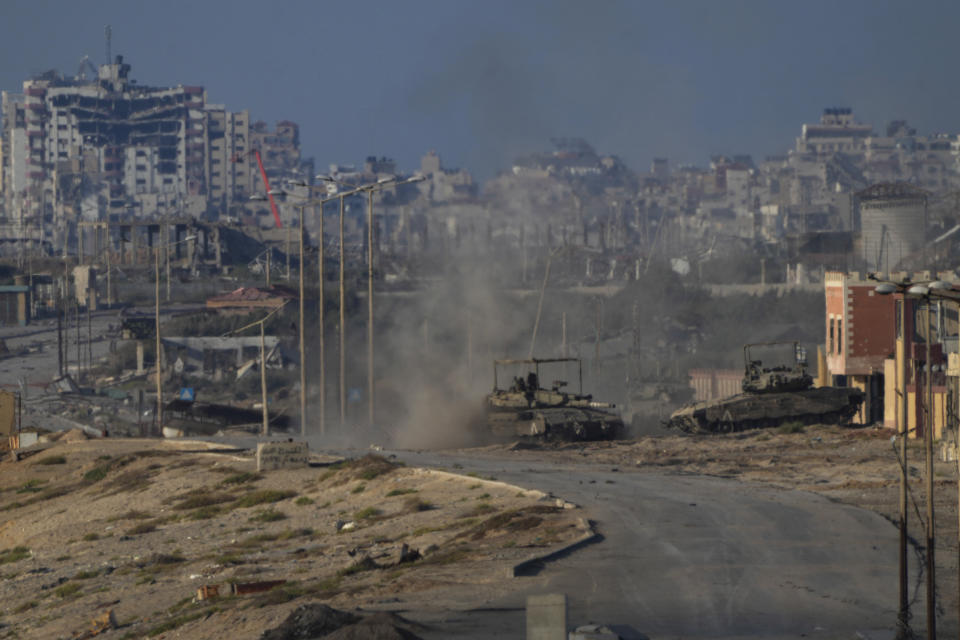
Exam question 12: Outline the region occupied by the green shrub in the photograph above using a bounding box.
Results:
[233,490,296,509]
[354,507,381,520]
[54,583,82,598]
[35,455,66,465]
[249,509,286,523]
[221,472,261,486]
[0,546,30,564]
[127,522,157,535]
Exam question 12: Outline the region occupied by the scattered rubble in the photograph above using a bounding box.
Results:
[259,604,424,640]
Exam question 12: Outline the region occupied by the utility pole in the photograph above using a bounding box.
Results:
[897,293,910,639]
[56,279,63,377]
[75,301,80,383]
[924,298,936,640]
[298,207,306,437]
[260,320,268,436]
[367,190,375,428]
[339,195,346,430]
[155,248,162,435]
[318,202,326,436]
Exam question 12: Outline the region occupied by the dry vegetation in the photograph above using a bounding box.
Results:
[0,439,584,639]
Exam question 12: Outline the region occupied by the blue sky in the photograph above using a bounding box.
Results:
[2,0,959,180]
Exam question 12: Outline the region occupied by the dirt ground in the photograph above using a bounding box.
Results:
[0,436,586,639]
[1,422,957,638]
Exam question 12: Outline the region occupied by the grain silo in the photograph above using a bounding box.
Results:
[856,182,927,272]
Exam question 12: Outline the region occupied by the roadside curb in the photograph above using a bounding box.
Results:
[413,468,547,500]
[511,517,602,577]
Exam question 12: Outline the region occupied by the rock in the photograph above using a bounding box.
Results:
[260,603,360,640]
[391,544,421,565]
[324,612,425,640]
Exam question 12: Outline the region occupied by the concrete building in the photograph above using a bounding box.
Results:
[824,271,900,423]
[796,108,873,155]
[825,270,956,438]
[0,56,285,254]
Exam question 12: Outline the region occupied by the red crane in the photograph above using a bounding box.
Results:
[233,149,283,229]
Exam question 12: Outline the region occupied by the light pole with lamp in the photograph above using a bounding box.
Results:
[154,234,196,437]
[271,174,423,434]
[875,275,953,640]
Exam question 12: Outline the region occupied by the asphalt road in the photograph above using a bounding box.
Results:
[378,449,907,640]
[0,304,203,394]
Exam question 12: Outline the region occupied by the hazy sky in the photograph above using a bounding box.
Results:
[3,0,959,181]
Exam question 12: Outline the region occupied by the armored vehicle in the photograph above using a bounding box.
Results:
[667,342,864,434]
[485,358,625,442]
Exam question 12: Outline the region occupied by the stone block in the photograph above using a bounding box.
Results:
[256,441,309,471]
[526,593,567,640]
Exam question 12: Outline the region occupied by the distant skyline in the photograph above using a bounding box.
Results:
[3,0,960,181]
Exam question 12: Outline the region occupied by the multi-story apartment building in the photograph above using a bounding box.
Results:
[0,56,274,252]
[796,108,873,156]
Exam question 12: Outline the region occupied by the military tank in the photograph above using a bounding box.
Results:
[666,342,865,434]
[485,358,625,442]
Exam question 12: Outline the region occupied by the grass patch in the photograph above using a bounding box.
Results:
[421,548,469,566]
[54,583,82,598]
[170,489,236,511]
[35,455,66,465]
[127,522,157,535]
[249,508,286,523]
[294,496,315,506]
[82,533,100,542]
[103,468,154,494]
[13,601,37,613]
[188,505,224,520]
[16,479,46,494]
[354,507,381,520]
[330,455,398,485]
[777,421,805,434]
[74,569,100,580]
[220,472,261,486]
[145,611,207,637]
[214,553,247,566]
[0,546,30,564]
[459,510,544,541]
[351,484,366,494]
[233,489,296,509]
[461,502,497,518]
[477,493,491,499]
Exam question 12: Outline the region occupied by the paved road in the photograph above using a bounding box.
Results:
[378,449,907,639]
[0,304,202,394]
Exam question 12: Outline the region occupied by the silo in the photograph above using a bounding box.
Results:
[856,182,927,272]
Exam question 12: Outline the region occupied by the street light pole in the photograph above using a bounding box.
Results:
[154,246,162,436]
[260,319,268,436]
[898,292,910,637]
[339,194,346,430]
[318,201,326,436]
[924,296,935,640]
[154,234,196,438]
[367,190,375,428]
[298,206,306,437]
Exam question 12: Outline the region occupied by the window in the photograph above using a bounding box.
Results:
[837,319,843,354]
[829,318,835,353]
